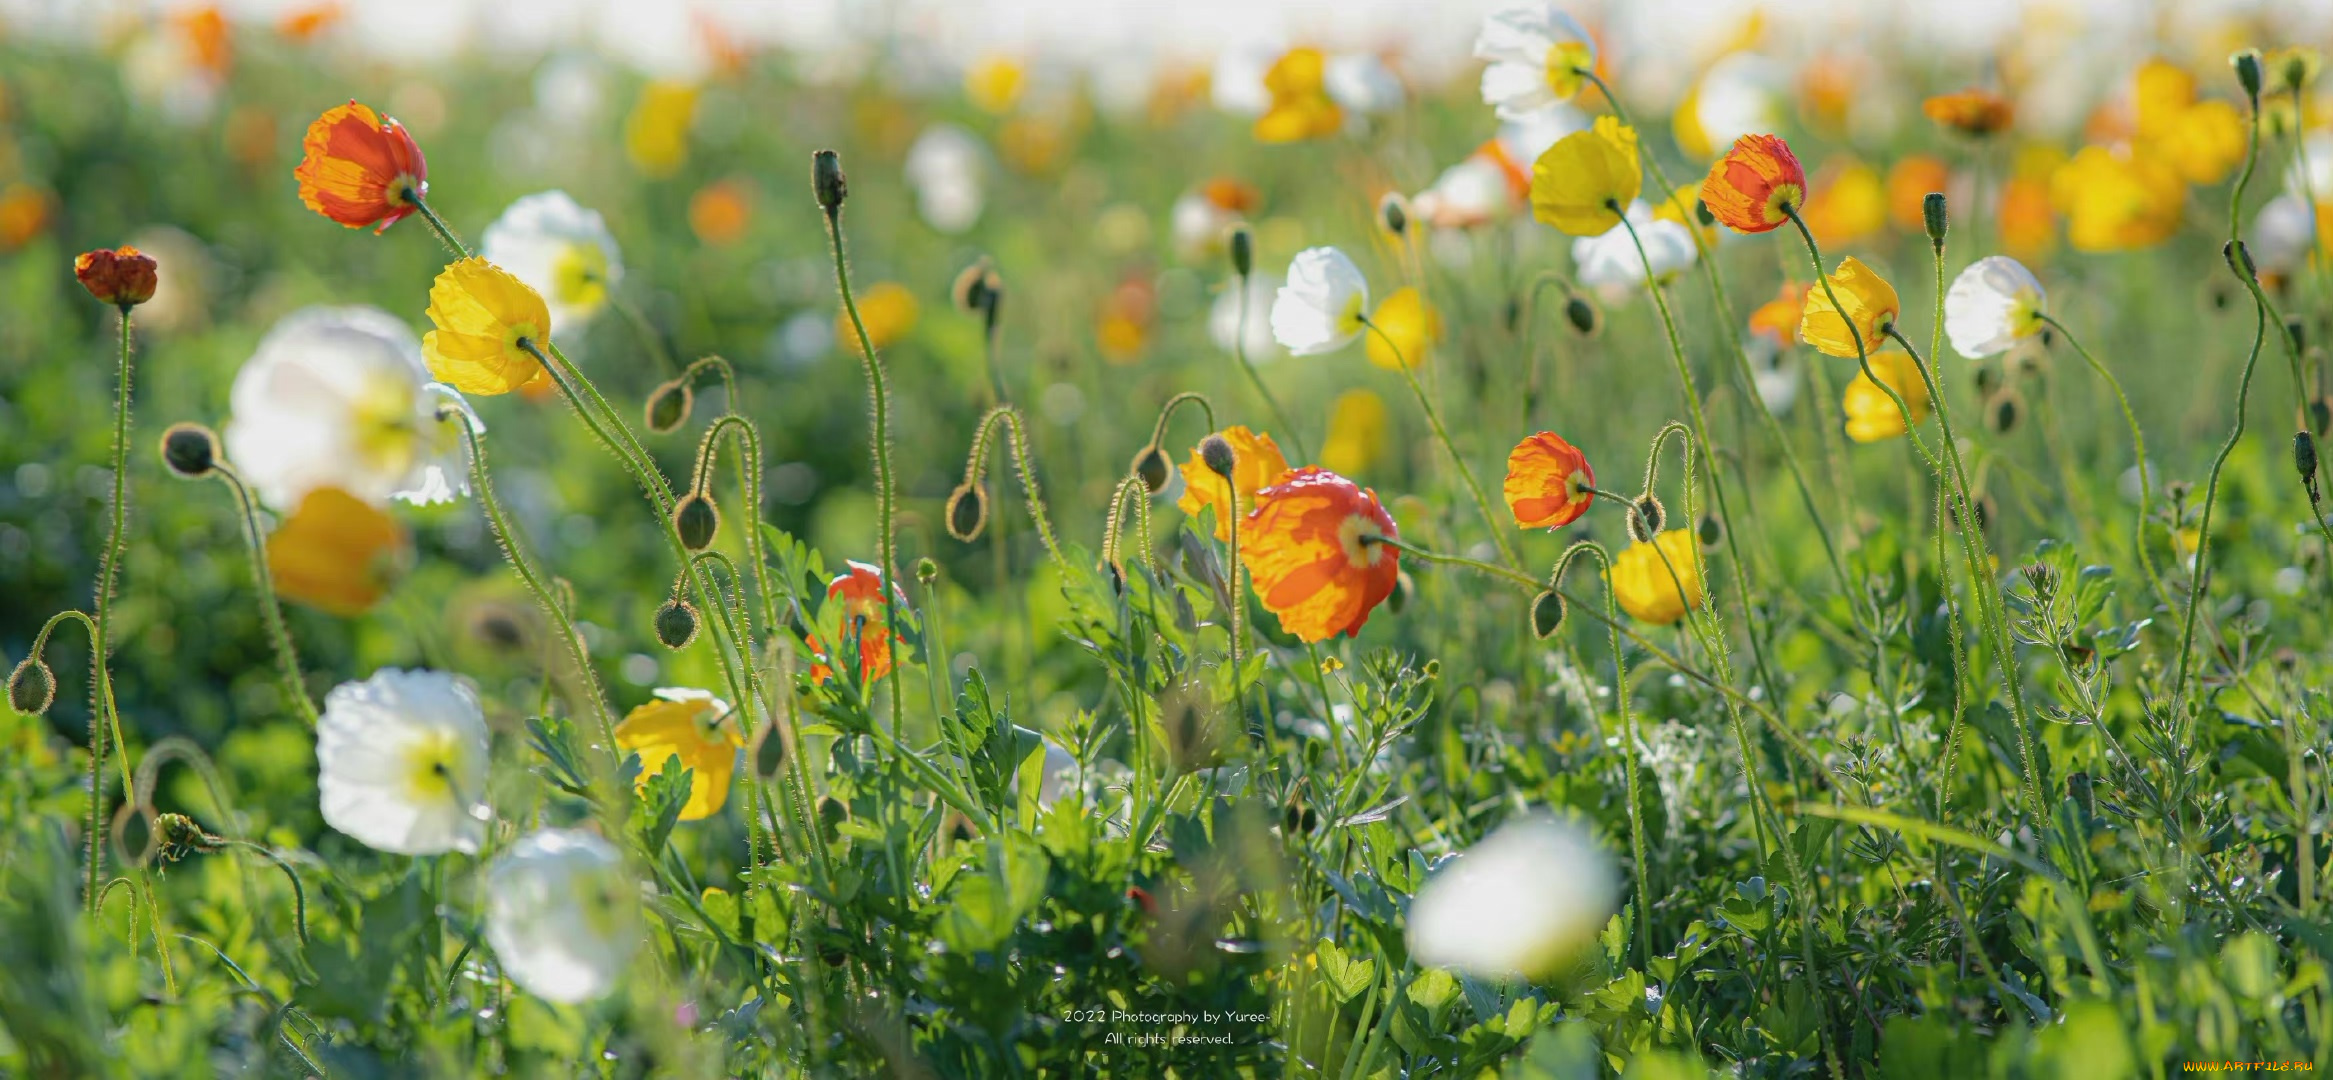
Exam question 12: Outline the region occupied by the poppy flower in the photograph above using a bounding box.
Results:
[905,124,987,234]
[1699,134,1804,234]
[1842,350,1932,444]
[1472,3,1598,119]
[267,485,410,616]
[1241,466,1400,643]
[315,668,489,855]
[74,246,159,308]
[1255,47,1344,144]
[1798,256,1899,359]
[840,282,919,354]
[811,561,906,684]
[1407,815,1615,979]
[1504,432,1595,529]
[422,257,552,396]
[624,81,698,178]
[1922,89,2014,136]
[1530,115,1640,236]
[1320,390,1388,477]
[480,192,623,332]
[1747,282,1808,345]
[485,829,639,1005]
[1176,426,1290,542]
[1800,157,1885,247]
[614,688,741,821]
[294,101,428,233]
[965,55,1027,115]
[1608,529,1704,625]
[2133,60,2245,186]
[2051,145,2183,252]
[1362,287,1443,371]
[1944,256,2047,359]
[1270,247,1370,355]
[1885,155,1949,232]
[1998,176,2057,260]
[1572,200,1696,287]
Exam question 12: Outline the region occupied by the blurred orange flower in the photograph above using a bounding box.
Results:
[173,6,232,78]
[0,184,48,250]
[267,486,408,616]
[1997,177,2057,261]
[810,561,905,684]
[1255,48,1344,143]
[840,282,919,354]
[1097,274,1156,363]
[1885,155,1950,232]
[1503,432,1596,530]
[1700,133,1804,234]
[1800,157,1884,248]
[1242,467,1400,643]
[689,179,752,246]
[1923,89,2014,136]
[294,101,427,233]
[276,3,344,42]
[1177,426,1290,543]
[1748,282,1808,345]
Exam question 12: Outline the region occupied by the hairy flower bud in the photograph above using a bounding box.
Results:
[812,149,848,211]
[1626,494,1665,543]
[1132,444,1171,495]
[946,483,988,541]
[1199,434,1237,479]
[8,657,55,715]
[645,380,694,434]
[1530,590,1567,639]
[1563,292,1601,337]
[673,492,720,551]
[159,422,219,478]
[653,598,700,650]
[1228,224,1254,278]
[1921,192,1948,248]
[74,246,158,308]
[1378,192,1409,237]
[1697,512,1724,549]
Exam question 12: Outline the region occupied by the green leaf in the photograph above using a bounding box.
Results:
[1315,939,1376,1003]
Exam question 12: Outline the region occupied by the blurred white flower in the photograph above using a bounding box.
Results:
[1944,256,2046,358]
[1212,272,1283,360]
[1035,740,1080,809]
[2250,194,2318,277]
[1270,248,1370,355]
[1171,179,1259,263]
[532,54,608,127]
[2289,134,2333,201]
[1407,814,1616,979]
[486,828,639,1004]
[1211,40,1282,116]
[1325,52,1404,115]
[1498,106,1588,164]
[1745,338,1800,417]
[1473,3,1598,120]
[225,306,473,511]
[1572,201,1695,288]
[479,191,623,332]
[316,669,490,856]
[905,124,987,234]
[1413,156,1515,230]
[1685,53,1785,157]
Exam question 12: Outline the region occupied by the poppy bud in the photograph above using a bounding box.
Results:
[1199,434,1237,479]
[2234,49,2265,103]
[946,483,988,541]
[1986,389,2022,434]
[2287,318,2307,355]
[2227,239,2257,279]
[818,795,848,842]
[1228,224,1254,277]
[1282,799,1318,835]
[1697,512,1724,549]
[1973,364,2001,398]
[1530,590,1567,639]
[674,492,720,551]
[1132,444,1171,495]
[2312,396,2332,436]
[1626,494,1665,543]
[159,422,218,479]
[1386,570,1414,615]
[74,246,158,309]
[812,149,848,211]
[1563,293,1601,337]
[915,557,939,586]
[953,259,995,314]
[752,725,787,779]
[653,598,700,650]
[1921,193,1948,249]
[1378,192,1409,237]
[645,380,693,434]
[2296,431,2320,499]
[8,657,55,715]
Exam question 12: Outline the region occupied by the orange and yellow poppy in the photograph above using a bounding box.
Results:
[811,561,905,684]
[294,101,428,233]
[1503,432,1596,530]
[1699,133,1804,234]
[1241,467,1401,643]
[1177,426,1291,543]
[1922,89,2014,136]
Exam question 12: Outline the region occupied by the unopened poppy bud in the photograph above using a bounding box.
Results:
[653,598,700,650]
[812,149,848,211]
[8,657,55,715]
[1132,444,1171,495]
[645,380,693,434]
[1626,494,1665,543]
[1228,224,1254,278]
[1530,590,1567,639]
[2287,318,2307,355]
[2234,49,2265,103]
[2312,396,2332,436]
[1986,390,2022,434]
[1387,570,1413,614]
[74,246,158,308]
[916,556,939,585]
[946,484,988,541]
[1697,512,1724,549]
[1973,364,2001,398]
[817,795,848,842]
[2295,430,2320,495]
[1199,434,1237,479]
[159,422,218,478]
[1563,292,1600,337]
[953,258,995,314]
[1282,799,1318,835]
[1378,192,1409,237]
[1922,193,1948,248]
[673,492,720,551]
[2227,239,2257,279]
[752,725,787,779]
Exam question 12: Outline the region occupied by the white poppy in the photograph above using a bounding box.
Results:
[485,828,640,1004]
[1497,106,1588,165]
[225,306,473,511]
[1944,255,2047,359]
[479,191,623,332]
[2250,194,2317,277]
[1413,156,1515,230]
[1211,40,1283,117]
[1211,272,1283,361]
[904,124,987,234]
[1035,740,1080,809]
[2288,134,2333,201]
[1171,182,1255,263]
[1687,53,1786,156]
[1571,201,1696,288]
[316,669,491,856]
[1745,337,1800,417]
[1473,3,1598,120]
[1270,247,1370,356]
[1325,52,1404,115]
[1406,814,1617,979]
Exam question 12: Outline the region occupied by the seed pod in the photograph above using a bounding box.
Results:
[653,598,700,650]
[674,492,720,551]
[1132,444,1171,495]
[1697,512,1724,549]
[811,149,848,210]
[953,259,995,314]
[1199,434,1237,479]
[1530,590,1567,639]
[1627,494,1665,543]
[159,422,218,478]
[1378,192,1409,237]
[645,380,693,434]
[1986,389,2023,434]
[1563,293,1601,337]
[2234,49,2265,102]
[946,484,988,541]
[8,658,55,715]
[916,556,940,586]
[1228,225,1254,277]
[1922,192,1948,248]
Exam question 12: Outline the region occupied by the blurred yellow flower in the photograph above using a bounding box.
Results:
[423,257,551,396]
[614,688,740,821]
[1798,256,1899,359]
[267,486,409,616]
[1530,115,1640,235]
[1841,350,1932,444]
[689,179,752,246]
[1255,48,1344,143]
[1178,426,1291,543]
[1885,154,1949,232]
[0,183,52,250]
[1320,389,1388,477]
[1652,186,1717,247]
[625,81,698,178]
[841,282,919,354]
[1609,530,1703,625]
[966,55,1027,115]
[2133,59,2245,185]
[1800,157,1884,248]
[1362,287,1442,371]
[1097,274,1156,364]
[2052,145,2183,252]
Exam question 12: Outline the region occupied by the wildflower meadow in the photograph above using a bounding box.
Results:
[9,1,2333,1075]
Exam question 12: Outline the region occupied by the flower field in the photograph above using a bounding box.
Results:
[6,3,2333,1075]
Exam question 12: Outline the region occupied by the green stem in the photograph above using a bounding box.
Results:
[2180,274,2271,703]
[2036,314,2173,610]
[32,610,134,909]
[1231,268,1308,461]
[403,190,470,259]
[1357,317,1521,572]
[208,465,318,725]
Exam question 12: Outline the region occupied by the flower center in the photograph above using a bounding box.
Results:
[551,243,610,313]
[1337,514,1386,568]
[1764,183,1803,224]
[1544,41,1594,99]
[401,731,463,805]
[350,373,422,477]
[1337,292,1367,337]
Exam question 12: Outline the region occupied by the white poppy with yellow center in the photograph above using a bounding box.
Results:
[486,828,640,1004]
[315,668,490,856]
[479,191,623,333]
[1270,247,1370,356]
[1944,256,2048,359]
[1473,3,1598,119]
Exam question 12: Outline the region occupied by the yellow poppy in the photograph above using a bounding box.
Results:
[1800,158,1885,248]
[1529,115,1640,235]
[2051,146,2183,253]
[423,257,552,396]
[1255,48,1344,143]
[267,486,409,616]
[1798,256,1900,359]
[1842,350,1933,444]
[1177,426,1291,543]
[1609,530,1703,625]
[966,55,1027,115]
[1319,389,1388,477]
[614,689,741,821]
[2132,59,2245,185]
[1362,287,1442,371]
[625,81,698,178]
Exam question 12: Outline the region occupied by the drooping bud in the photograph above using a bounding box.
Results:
[1697,512,1724,549]
[74,246,158,309]
[653,598,700,650]
[1563,292,1601,337]
[1626,494,1665,543]
[673,492,720,551]
[752,724,787,779]
[946,484,988,541]
[2227,239,2257,279]
[1985,389,2023,434]
[159,422,219,478]
[812,149,848,211]
[1132,444,1171,495]
[2234,49,2265,104]
[1377,192,1409,237]
[953,258,996,314]
[2296,430,2320,500]
[645,379,694,434]
[1228,224,1254,278]
[2287,317,2307,355]
[1386,570,1413,614]
[817,795,848,843]
[1922,192,1948,249]
[8,657,55,715]
[1199,434,1237,479]
[1530,590,1567,639]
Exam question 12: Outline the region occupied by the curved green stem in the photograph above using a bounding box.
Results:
[1231,268,1307,461]
[207,464,317,725]
[820,195,909,754]
[1357,317,1521,572]
[2036,314,2172,610]
[2180,276,2272,703]
[402,190,470,259]
[31,610,134,909]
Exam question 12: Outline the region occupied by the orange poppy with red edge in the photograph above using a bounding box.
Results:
[1242,467,1400,643]
[294,100,428,233]
[1700,134,1805,234]
[1503,433,1595,530]
[810,560,904,684]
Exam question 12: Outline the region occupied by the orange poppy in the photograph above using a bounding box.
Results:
[1923,89,2014,136]
[1177,426,1291,543]
[1747,282,1808,345]
[1700,134,1805,234]
[810,560,905,684]
[266,486,409,616]
[1503,432,1596,530]
[1885,155,1949,232]
[74,247,158,308]
[1241,467,1400,643]
[294,101,428,233]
